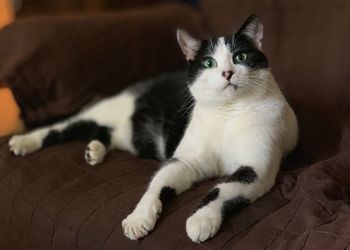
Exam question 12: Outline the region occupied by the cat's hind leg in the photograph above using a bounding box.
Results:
[84,125,131,166]
[9,119,113,163]
[8,120,71,156]
[44,120,112,165]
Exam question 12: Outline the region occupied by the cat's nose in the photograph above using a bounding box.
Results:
[222,70,233,81]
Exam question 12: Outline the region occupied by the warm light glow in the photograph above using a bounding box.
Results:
[0,87,24,136]
[0,0,14,28]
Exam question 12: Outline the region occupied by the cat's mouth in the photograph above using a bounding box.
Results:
[223,82,238,91]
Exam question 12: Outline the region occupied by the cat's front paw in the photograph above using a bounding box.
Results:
[122,197,162,240]
[186,206,222,243]
[8,134,41,156]
[85,140,106,166]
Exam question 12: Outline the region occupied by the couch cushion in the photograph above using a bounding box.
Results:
[1,137,350,249]
[0,3,207,128]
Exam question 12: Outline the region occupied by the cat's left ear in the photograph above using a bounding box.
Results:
[177,29,201,61]
[237,15,263,50]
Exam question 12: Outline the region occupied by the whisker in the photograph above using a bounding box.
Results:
[210,38,214,50]
[180,88,195,117]
[248,82,270,92]
[234,76,271,93]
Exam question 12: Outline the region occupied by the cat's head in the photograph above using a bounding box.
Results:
[177,15,270,106]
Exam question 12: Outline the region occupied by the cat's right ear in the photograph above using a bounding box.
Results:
[236,15,263,50]
[177,29,201,61]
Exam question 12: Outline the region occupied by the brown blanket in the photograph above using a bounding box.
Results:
[0,132,350,249]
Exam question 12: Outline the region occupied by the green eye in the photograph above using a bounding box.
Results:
[234,53,247,63]
[203,58,217,68]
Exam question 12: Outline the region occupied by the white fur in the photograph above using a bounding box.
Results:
[85,140,106,166]
[122,193,162,240]
[9,134,42,156]
[78,91,136,153]
[186,203,222,242]
[122,37,298,242]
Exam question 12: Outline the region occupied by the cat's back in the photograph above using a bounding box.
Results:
[130,71,187,98]
[79,71,190,121]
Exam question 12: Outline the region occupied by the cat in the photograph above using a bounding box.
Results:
[8,15,298,242]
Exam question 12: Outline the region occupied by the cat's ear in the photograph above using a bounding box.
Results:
[237,15,263,50]
[177,29,201,61]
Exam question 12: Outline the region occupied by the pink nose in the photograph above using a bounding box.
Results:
[222,70,233,80]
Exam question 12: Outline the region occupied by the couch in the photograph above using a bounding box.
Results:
[0,0,350,249]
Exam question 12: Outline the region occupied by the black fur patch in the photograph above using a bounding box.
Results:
[226,166,257,184]
[226,34,268,69]
[159,186,176,204]
[187,17,268,85]
[187,39,219,84]
[221,196,250,219]
[196,188,220,210]
[42,120,111,147]
[132,72,193,160]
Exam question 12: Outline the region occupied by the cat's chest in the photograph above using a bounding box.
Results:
[188,107,235,146]
[187,106,260,156]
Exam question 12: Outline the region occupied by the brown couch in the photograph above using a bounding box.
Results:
[1,1,350,249]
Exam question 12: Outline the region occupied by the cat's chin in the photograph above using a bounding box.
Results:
[221,84,238,99]
[190,84,239,106]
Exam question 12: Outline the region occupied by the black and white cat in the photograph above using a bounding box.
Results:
[8,15,298,242]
